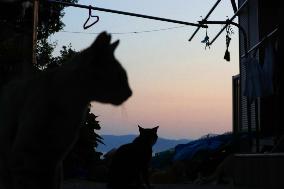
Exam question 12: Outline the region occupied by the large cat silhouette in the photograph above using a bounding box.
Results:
[0,32,132,189]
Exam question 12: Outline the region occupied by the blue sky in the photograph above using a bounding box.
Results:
[50,0,239,139]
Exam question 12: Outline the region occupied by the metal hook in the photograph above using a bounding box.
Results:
[83,5,99,29]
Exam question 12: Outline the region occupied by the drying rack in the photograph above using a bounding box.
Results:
[188,0,279,152]
[44,0,279,152]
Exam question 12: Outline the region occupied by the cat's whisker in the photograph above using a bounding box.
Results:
[120,104,128,119]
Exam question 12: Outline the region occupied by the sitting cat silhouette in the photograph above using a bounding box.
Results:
[0,32,132,189]
[108,125,159,189]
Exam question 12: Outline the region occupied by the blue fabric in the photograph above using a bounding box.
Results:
[173,134,232,161]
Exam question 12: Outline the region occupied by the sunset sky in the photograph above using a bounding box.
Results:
[51,0,239,139]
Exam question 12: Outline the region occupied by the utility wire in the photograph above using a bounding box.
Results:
[59,25,188,35]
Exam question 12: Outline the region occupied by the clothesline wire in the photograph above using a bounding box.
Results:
[59,25,188,35]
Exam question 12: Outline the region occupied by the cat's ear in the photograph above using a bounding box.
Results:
[110,40,120,52]
[138,125,143,132]
[153,126,159,132]
[92,31,111,48]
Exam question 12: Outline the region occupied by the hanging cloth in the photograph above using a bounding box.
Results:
[243,57,264,99]
[243,41,275,99]
[262,41,274,96]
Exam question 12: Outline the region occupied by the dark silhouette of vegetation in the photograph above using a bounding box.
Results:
[63,106,105,179]
[38,0,78,39]
[36,0,78,68]
[40,43,77,69]
[0,0,78,85]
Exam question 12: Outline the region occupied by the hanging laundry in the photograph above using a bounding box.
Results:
[243,57,264,99]
[243,42,275,99]
[262,41,274,96]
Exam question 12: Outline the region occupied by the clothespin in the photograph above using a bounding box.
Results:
[224,24,233,61]
[201,26,210,49]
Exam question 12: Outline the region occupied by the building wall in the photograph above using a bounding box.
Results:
[238,0,259,135]
[236,0,282,151]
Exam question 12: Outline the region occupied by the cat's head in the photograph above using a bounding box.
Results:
[82,32,132,105]
[138,125,159,146]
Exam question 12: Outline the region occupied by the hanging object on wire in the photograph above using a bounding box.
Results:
[224,34,231,61]
[201,25,210,49]
[83,5,100,29]
[224,24,234,61]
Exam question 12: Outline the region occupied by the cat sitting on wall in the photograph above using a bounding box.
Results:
[108,125,159,189]
[0,32,132,189]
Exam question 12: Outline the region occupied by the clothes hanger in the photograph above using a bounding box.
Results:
[83,5,99,29]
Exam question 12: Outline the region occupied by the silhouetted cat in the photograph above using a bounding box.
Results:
[0,32,132,189]
[108,125,159,189]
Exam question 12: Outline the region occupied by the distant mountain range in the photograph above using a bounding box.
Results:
[97,135,190,153]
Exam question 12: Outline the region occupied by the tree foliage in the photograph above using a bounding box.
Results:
[36,0,78,68]
[37,42,77,69]
[55,44,78,66]
[63,106,104,179]
[36,38,57,67]
[38,0,78,39]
